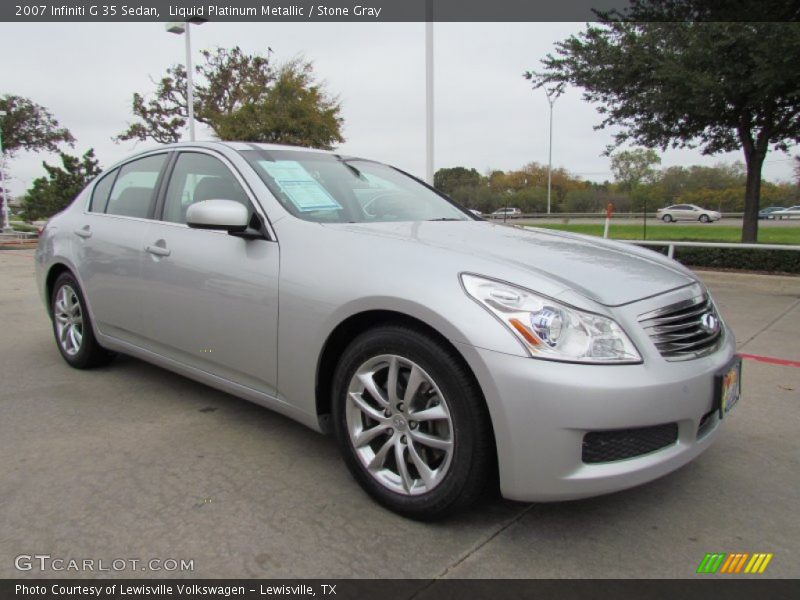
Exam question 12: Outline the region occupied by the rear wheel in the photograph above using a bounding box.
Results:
[332,325,494,520]
[699,214,710,223]
[662,214,673,223]
[51,272,114,369]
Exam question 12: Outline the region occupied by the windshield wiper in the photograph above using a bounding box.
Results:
[427,217,463,221]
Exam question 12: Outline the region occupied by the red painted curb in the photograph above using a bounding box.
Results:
[740,353,800,368]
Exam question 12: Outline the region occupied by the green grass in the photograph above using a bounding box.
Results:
[11,223,38,233]
[526,223,800,245]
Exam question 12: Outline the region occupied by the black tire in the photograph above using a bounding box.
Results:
[662,214,673,223]
[332,324,495,520]
[50,272,115,369]
[699,214,710,223]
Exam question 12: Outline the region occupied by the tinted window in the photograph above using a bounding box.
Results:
[89,170,117,213]
[162,152,252,224]
[105,154,167,219]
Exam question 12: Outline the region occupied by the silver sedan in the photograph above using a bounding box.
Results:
[657,204,721,223]
[35,142,740,519]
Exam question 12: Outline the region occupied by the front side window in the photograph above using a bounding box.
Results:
[105,154,168,219]
[240,149,472,224]
[162,152,252,224]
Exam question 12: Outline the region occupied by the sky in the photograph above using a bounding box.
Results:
[0,21,797,197]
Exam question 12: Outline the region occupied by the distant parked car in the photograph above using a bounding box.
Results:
[758,206,785,220]
[656,204,721,223]
[491,207,522,219]
[773,205,800,220]
[469,209,483,217]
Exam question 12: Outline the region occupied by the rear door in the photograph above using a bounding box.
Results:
[139,149,280,396]
[73,152,170,343]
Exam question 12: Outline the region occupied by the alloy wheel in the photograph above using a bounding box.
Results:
[54,284,84,356]
[345,354,454,495]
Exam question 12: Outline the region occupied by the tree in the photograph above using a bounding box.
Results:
[0,95,74,156]
[21,150,101,221]
[433,166,483,196]
[610,148,661,191]
[117,47,344,149]
[525,5,800,242]
[212,60,343,147]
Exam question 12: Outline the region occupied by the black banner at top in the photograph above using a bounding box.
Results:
[3,0,800,22]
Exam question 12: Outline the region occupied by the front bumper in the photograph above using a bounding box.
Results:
[456,327,737,502]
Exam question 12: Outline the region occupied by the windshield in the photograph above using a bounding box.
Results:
[240,149,472,223]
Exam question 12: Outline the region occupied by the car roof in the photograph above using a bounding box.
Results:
[98,141,364,175]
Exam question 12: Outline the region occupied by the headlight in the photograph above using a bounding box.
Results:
[461,274,641,364]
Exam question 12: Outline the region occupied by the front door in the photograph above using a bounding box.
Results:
[139,150,280,396]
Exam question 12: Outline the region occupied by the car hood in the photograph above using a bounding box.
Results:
[323,221,697,307]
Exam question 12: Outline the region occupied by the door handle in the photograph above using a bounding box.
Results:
[74,226,92,239]
[145,244,171,257]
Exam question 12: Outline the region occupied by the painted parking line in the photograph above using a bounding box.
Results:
[740,353,800,368]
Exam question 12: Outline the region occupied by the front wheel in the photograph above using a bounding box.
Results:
[332,325,495,520]
[662,214,673,223]
[699,214,710,223]
[50,272,114,369]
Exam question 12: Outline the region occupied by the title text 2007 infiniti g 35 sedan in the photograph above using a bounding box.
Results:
[36,142,741,519]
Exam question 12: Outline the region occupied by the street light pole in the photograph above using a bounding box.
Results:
[184,23,196,142]
[545,87,561,215]
[425,4,434,186]
[0,110,11,233]
[166,20,205,141]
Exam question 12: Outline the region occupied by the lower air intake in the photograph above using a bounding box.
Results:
[582,423,679,464]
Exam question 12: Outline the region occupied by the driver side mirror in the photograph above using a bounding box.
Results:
[186,199,249,233]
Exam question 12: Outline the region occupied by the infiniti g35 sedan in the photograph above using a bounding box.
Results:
[36,142,741,519]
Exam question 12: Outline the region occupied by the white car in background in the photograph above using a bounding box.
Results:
[491,207,522,219]
[773,205,800,220]
[657,204,721,223]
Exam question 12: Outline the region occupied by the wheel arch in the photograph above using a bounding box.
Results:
[314,310,495,444]
[45,263,75,317]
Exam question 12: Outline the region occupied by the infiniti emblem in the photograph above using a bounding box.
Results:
[700,312,719,334]
[392,415,408,430]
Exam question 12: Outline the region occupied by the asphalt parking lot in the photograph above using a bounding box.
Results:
[1,249,798,579]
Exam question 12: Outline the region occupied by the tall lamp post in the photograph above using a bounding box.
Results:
[166,19,206,141]
[425,2,434,186]
[544,87,562,215]
[0,110,11,233]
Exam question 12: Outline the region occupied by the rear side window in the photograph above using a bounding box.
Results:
[89,170,117,212]
[105,154,168,219]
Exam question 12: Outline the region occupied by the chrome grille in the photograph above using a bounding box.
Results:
[639,294,722,360]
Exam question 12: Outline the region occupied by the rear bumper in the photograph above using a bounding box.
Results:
[456,328,737,502]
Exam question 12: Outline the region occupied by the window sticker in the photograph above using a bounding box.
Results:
[259,160,342,212]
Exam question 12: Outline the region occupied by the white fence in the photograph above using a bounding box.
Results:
[621,240,800,259]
